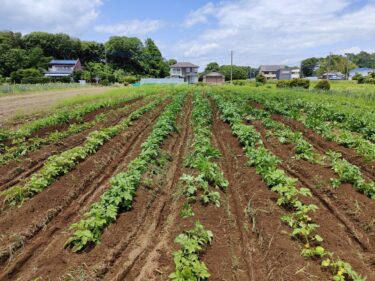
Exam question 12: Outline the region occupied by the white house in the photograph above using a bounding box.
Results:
[44,59,82,78]
[291,69,300,79]
[170,62,199,84]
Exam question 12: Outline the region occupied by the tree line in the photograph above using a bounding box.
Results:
[301,52,375,77]
[0,31,173,83]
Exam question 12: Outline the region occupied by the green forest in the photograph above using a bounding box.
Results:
[0,31,172,84]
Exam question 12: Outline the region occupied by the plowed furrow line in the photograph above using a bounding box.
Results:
[96,96,192,281]
[211,108,259,281]
[0,103,167,277]
[0,98,149,191]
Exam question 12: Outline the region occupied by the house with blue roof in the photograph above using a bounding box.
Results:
[349,67,375,80]
[44,59,82,77]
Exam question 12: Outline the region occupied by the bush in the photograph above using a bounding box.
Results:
[10,68,43,83]
[22,77,51,84]
[232,80,246,86]
[276,78,310,89]
[357,76,365,84]
[123,75,138,84]
[370,72,375,78]
[100,79,110,86]
[352,73,363,81]
[256,74,267,84]
[363,78,375,84]
[314,80,331,90]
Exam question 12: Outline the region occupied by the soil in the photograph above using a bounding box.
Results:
[0,94,373,281]
[0,87,112,125]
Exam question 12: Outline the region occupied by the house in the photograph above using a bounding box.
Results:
[349,67,375,80]
[203,72,225,84]
[44,59,82,78]
[276,69,291,80]
[259,65,286,80]
[291,69,300,79]
[321,72,345,80]
[170,62,199,84]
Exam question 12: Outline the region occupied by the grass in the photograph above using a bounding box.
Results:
[0,83,92,96]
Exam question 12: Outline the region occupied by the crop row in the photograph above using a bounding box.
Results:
[0,90,153,146]
[1,97,165,208]
[64,92,186,252]
[239,91,375,162]
[179,92,228,217]
[222,94,375,199]
[0,94,160,166]
[211,92,365,281]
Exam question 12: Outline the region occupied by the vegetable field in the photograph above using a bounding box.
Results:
[0,85,374,281]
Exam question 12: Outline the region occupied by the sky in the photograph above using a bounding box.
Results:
[1,0,375,68]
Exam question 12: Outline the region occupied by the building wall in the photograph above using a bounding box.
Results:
[203,76,225,84]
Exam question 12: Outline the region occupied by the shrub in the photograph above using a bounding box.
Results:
[314,80,331,91]
[363,78,375,84]
[256,74,267,84]
[233,80,246,86]
[276,78,310,89]
[370,72,375,78]
[21,77,52,84]
[123,75,138,84]
[352,73,363,81]
[357,76,365,84]
[100,79,110,86]
[10,68,43,83]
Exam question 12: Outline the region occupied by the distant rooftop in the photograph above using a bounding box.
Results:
[259,65,286,72]
[50,59,78,65]
[170,62,199,68]
[204,72,225,77]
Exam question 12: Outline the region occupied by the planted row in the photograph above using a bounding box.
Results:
[222,93,375,199]
[1,98,165,208]
[211,93,365,281]
[0,91,148,145]
[65,92,186,252]
[179,92,228,217]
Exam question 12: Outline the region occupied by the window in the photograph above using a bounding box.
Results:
[186,67,190,72]
[172,68,181,75]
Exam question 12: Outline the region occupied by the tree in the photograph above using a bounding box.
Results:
[143,38,169,77]
[301,57,319,77]
[10,68,42,83]
[205,62,220,73]
[219,65,248,80]
[167,59,177,65]
[80,41,105,65]
[105,36,145,73]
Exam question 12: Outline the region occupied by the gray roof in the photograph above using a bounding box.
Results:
[259,65,285,72]
[170,62,199,68]
[204,72,225,77]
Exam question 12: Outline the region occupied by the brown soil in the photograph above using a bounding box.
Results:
[0,97,149,192]
[253,119,375,280]
[0,101,169,277]
[0,95,373,281]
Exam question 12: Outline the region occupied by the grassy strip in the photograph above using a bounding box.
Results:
[1,98,165,208]
[224,94,375,199]
[169,221,212,280]
[0,90,151,144]
[64,92,186,252]
[211,93,365,281]
[179,92,228,217]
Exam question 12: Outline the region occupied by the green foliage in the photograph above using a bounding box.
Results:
[170,221,212,281]
[10,68,43,83]
[314,80,331,91]
[276,78,310,89]
[351,73,363,81]
[301,57,319,77]
[219,65,249,81]
[123,75,138,84]
[65,93,186,251]
[204,62,220,73]
[256,74,267,84]
[1,98,164,208]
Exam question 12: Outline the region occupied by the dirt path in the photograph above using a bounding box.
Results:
[0,87,111,124]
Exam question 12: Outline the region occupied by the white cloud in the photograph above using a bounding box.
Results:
[176,0,375,66]
[0,0,103,35]
[183,2,215,27]
[95,20,163,36]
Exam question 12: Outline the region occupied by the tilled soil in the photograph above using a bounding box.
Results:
[0,95,373,281]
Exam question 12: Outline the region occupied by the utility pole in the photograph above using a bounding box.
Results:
[345,53,349,80]
[230,50,233,84]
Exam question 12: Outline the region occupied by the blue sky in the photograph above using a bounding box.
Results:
[1,0,375,68]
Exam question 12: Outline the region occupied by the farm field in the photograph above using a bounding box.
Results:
[0,85,374,281]
[0,86,115,125]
